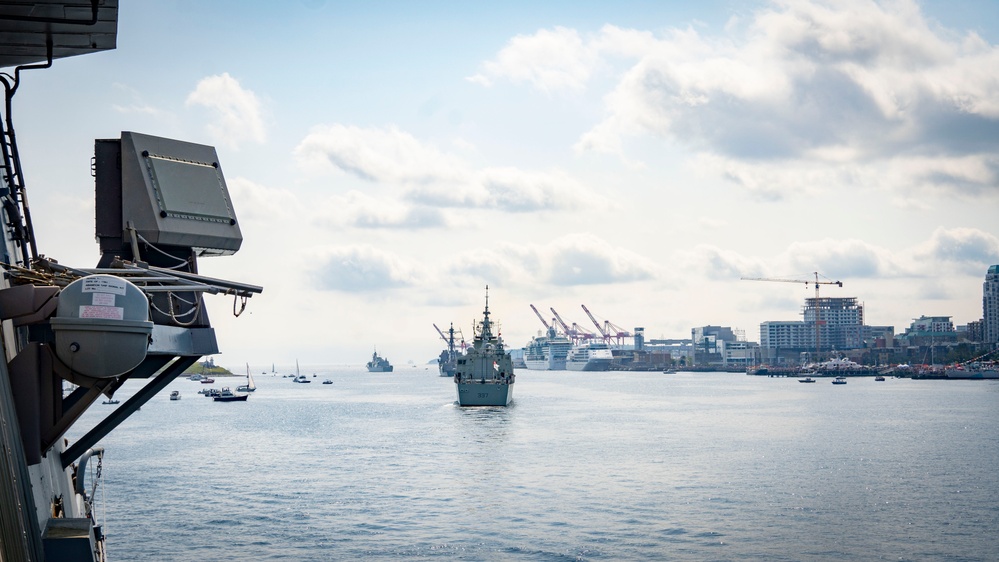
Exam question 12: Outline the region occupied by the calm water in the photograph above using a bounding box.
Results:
[69,369,999,561]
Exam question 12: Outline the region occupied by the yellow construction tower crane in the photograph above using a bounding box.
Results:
[741,272,843,362]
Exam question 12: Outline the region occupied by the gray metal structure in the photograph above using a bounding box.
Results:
[0,3,262,560]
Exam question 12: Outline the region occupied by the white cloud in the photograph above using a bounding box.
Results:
[467,26,597,94]
[313,245,422,292]
[915,227,999,273]
[480,1,999,200]
[185,73,266,149]
[295,124,607,213]
[314,190,450,230]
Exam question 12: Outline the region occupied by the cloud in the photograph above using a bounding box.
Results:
[295,124,606,213]
[541,233,659,286]
[313,245,421,292]
[314,190,449,230]
[915,227,999,273]
[467,26,597,94]
[226,177,301,222]
[479,2,999,200]
[780,238,905,279]
[185,73,265,149]
[675,244,769,279]
[314,234,662,294]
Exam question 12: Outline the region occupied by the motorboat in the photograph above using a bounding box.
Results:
[213,388,248,402]
[322,379,333,384]
[798,377,816,383]
[169,390,181,400]
[832,376,847,385]
[874,375,885,381]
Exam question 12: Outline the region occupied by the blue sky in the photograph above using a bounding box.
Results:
[10,0,999,367]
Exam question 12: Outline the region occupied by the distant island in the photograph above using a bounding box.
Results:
[182,357,234,377]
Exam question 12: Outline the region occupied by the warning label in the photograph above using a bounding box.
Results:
[92,292,116,306]
[78,305,124,321]
[81,277,127,296]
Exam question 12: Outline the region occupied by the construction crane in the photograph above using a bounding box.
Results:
[580,304,631,347]
[741,271,843,361]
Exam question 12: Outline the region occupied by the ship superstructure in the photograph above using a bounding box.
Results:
[0,6,262,559]
[434,323,463,377]
[453,287,515,406]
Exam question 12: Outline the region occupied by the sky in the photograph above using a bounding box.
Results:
[9,0,999,369]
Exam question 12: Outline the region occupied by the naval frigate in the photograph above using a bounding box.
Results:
[453,287,515,406]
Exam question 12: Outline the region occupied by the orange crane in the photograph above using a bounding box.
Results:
[741,272,843,360]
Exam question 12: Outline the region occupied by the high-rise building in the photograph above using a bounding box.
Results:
[985,265,999,344]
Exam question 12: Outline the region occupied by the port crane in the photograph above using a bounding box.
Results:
[581,304,631,347]
[741,271,843,361]
[550,307,596,345]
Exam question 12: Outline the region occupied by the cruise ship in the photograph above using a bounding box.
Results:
[453,287,515,406]
[565,341,614,371]
[523,326,573,370]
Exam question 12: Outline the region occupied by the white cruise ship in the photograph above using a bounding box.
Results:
[523,327,573,370]
[565,341,614,371]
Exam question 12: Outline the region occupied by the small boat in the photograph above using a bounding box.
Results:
[293,375,310,383]
[832,376,847,385]
[874,375,885,381]
[322,379,333,384]
[170,390,181,400]
[102,399,120,405]
[213,387,248,402]
[798,377,816,383]
[236,363,256,392]
[200,378,215,384]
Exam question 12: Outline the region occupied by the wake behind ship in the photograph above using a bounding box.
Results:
[0,5,262,560]
[453,287,514,406]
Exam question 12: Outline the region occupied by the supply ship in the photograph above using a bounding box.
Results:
[453,287,515,406]
[0,4,262,560]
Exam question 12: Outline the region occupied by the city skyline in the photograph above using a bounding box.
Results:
[10,0,999,366]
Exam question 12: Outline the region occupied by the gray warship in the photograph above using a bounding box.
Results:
[0,3,262,560]
[453,287,515,406]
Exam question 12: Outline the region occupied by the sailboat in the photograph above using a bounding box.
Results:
[293,359,310,383]
[237,363,257,392]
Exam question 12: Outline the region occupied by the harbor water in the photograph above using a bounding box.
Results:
[69,369,999,561]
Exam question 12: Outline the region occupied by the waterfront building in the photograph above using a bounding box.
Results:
[759,297,866,361]
[898,316,957,347]
[985,265,999,344]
